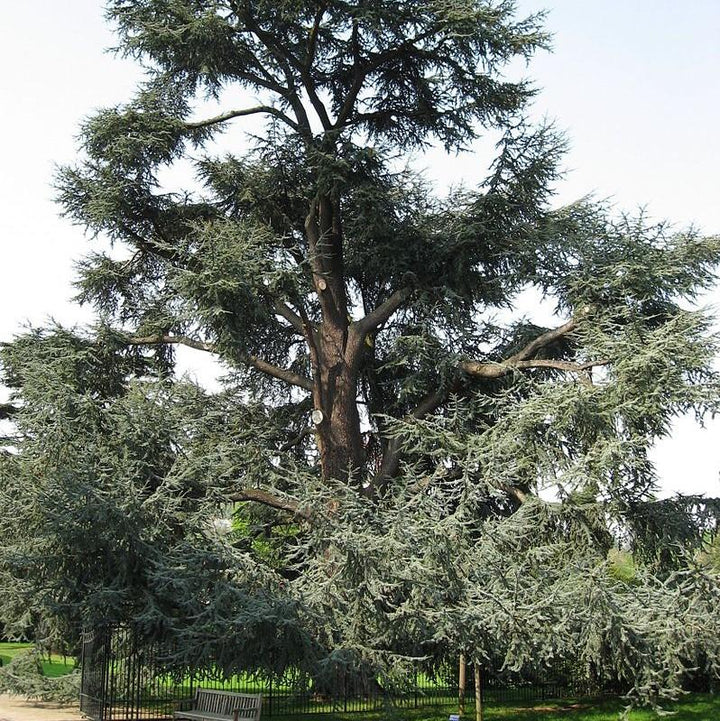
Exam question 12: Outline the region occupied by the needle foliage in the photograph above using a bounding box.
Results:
[1,0,720,708]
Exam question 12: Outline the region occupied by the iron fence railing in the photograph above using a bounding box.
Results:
[80,626,595,721]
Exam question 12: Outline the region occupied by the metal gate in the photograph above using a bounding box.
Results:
[80,626,188,721]
[80,629,110,720]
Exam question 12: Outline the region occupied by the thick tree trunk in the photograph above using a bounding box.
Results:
[305,192,365,484]
[314,319,364,483]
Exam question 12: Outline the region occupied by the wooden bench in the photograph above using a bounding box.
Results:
[175,689,262,721]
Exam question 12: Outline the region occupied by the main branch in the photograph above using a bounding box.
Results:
[459,318,609,379]
[460,357,609,378]
[128,333,214,353]
[355,288,411,335]
[507,319,577,363]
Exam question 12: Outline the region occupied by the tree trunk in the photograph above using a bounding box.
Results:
[315,335,364,483]
[474,663,483,721]
[459,654,467,716]
[305,192,366,484]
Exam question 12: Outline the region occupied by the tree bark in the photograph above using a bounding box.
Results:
[315,322,365,483]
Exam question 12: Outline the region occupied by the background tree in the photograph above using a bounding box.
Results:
[1,0,720,705]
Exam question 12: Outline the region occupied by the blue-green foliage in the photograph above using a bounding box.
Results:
[1,0,720,709]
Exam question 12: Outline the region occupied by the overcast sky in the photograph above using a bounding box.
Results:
[1,1,719,496]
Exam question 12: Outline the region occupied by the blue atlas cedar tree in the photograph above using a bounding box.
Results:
[1,0,720,708]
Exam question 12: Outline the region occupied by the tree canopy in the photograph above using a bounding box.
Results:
[1,0,720,706]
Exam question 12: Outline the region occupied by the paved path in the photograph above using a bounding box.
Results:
[0,694,84,721]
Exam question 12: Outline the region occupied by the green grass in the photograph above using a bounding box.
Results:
[0,642,76,677]
[0,642,33,666]
[266,694,720,721]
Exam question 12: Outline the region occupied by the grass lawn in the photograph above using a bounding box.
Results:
[268,694,720,721]
[0,642,75,677]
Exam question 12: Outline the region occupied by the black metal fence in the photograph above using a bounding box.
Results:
[80,626,594,721]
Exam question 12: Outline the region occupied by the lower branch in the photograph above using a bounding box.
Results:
[127,333,214,353]
[229,487,311,521]
[125,333,313,391]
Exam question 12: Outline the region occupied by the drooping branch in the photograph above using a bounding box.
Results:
[229,487,311,520]
[408,468,530,507]
[125,334,313,391]
[374,387,449,484]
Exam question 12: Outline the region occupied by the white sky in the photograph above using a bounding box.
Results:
[1,1,719,496]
